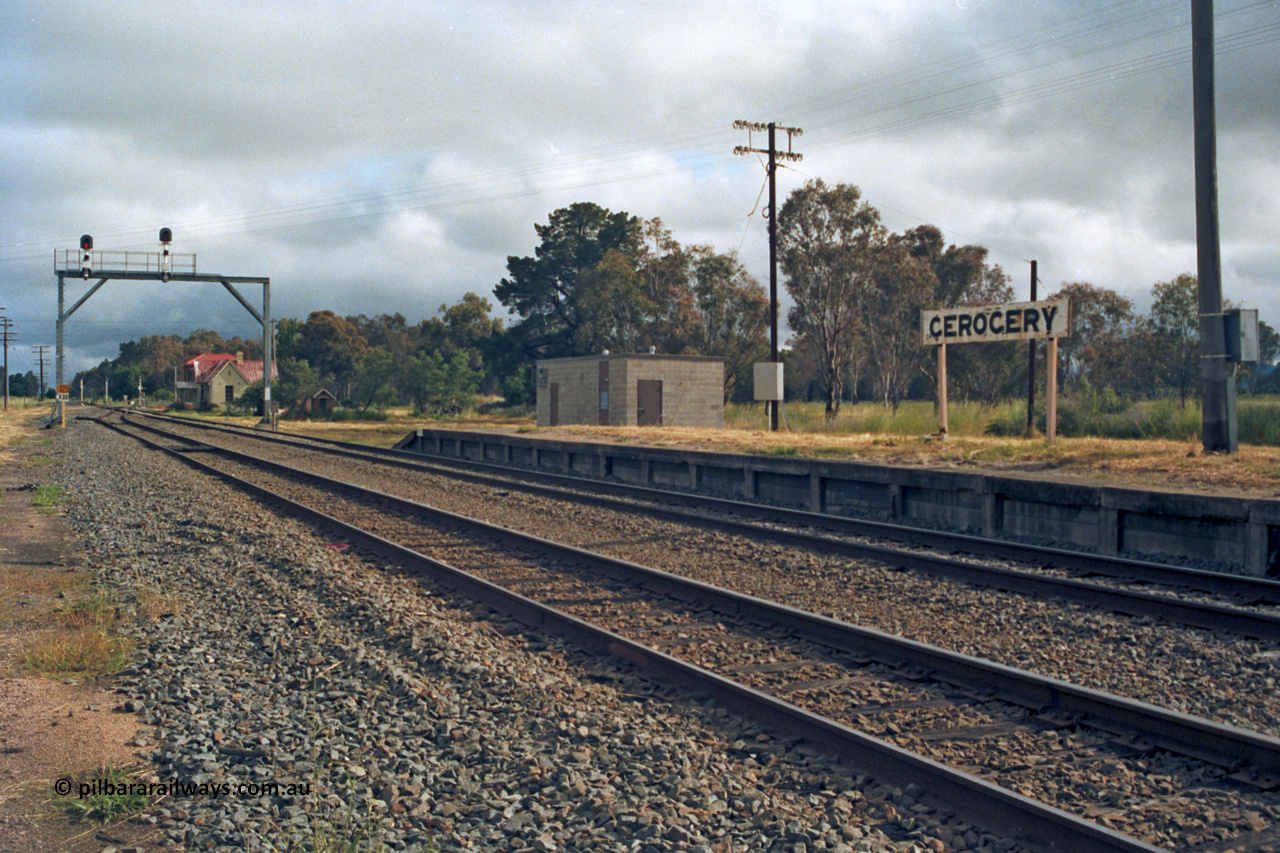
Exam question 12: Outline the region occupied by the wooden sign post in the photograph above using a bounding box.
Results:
[937,343,948,437]
[921,299,1070,440]
[1047,337,1058,441]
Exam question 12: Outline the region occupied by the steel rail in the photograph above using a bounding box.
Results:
[107,414,1280,780]
[125,408,1280,601]
[94,415,1172,853]
[119,410,1280,641]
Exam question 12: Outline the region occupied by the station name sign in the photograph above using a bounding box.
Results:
[922,299,1070,346]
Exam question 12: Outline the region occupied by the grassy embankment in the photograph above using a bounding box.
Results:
[0,400,134,678]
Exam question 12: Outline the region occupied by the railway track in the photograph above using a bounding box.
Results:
[117,409,1280,642]
[96,412,1280,852]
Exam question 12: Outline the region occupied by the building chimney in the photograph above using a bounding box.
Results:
[236,351,243,364]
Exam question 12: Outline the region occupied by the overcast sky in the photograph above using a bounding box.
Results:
[2,0,1277,380]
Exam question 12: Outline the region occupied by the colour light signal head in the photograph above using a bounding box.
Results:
[159,228,172,279]
[79,234,93,278]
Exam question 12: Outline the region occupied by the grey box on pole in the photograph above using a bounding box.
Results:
[753,362,784,402]
[1224,309,1259,363]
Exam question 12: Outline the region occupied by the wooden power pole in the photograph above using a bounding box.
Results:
[734,120,802,431]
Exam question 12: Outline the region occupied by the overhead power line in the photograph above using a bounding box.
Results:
[1,2,1276,266]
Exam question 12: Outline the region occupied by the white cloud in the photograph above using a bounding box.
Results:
[2,0,1278,377]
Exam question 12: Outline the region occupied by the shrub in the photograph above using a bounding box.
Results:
[983,409,1026,437]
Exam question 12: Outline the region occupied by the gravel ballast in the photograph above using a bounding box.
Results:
[51,422,1004,852]
[179,424,1280,741]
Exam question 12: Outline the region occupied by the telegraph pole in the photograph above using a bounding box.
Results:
[1192,0,1235,452]
[1026,261,1037,434]
[0,310,11,410]
[734,120,802,431]
[33,345,51,400]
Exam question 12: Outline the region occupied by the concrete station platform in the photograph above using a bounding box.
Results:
[396,427,1280,578]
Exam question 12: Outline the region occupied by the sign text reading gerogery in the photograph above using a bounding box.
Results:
[921,299,1070,346]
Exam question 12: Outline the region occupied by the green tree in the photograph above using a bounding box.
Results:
[901,228,1018,404]
[1047,282,1140,396]
[1149,273,1199,405]
[293,310,369,395]
[350,313,417,359]
[400,350,480,415]
[895,225,991,307]
[436,294,504,354]
[351,347,400,412]
[233,381,265,416]
[861,241,937,410]
[1260,320,1280,367]
[418,293,506,395]
[116,334,186,394]
[275,357,325,417]
[495,202,642,359]
[572,249,652,355]
[778,179,885,418]
[274,318,303,361]
[70,359,113,402]
[184,328,229,355]
[688,246,769,402]
[8,371,37,398]
[634,218,699,355]
[109,363,148,401]
[950,264,1021,404]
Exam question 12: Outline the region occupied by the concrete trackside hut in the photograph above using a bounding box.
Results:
[536,353,725,428]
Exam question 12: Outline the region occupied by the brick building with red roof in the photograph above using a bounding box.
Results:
[177,352,277,408]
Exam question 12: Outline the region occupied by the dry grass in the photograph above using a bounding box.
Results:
[21,594,134,677]
[134,586,185,622]
[0,400,50,448]
[482,424,1280,497]
[168,404,1280,497]
[0,566,87,629]
[0,565,86,598]
[21,626,132,676]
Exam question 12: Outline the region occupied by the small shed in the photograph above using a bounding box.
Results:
[536,353,725,428]
[307,388,339,416]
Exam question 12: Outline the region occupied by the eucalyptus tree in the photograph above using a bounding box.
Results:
[777,179,886,418]
[1149,273,1200,405]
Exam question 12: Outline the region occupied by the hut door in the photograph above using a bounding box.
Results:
[549,383,559,426]
[637,379,662,426]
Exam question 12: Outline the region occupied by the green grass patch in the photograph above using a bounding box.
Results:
[1240,397,1280,446]
[56,765,148,823]
[729,399,1005,438]
[761,445,800,456]
[31,484,67,514]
